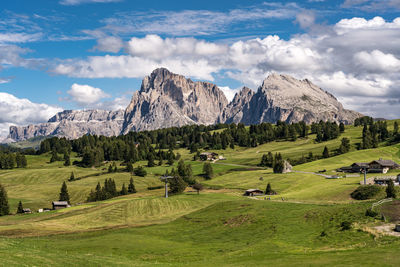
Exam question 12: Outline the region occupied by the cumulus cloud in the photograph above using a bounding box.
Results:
[0,92,62,138]
[67,83,110,107]
[52,16,400,118]
[94,36,123,53]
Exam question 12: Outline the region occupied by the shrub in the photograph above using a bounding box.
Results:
[365,208,378,217]
[350,185,381,200]
[341,221,352,231]
[133,166,147,177]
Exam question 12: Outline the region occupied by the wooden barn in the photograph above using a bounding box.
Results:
[244,189,264,196]
[52,201,70,210]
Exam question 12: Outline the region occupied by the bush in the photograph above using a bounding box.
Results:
[350,185,381,200]
[341,221,352,231]
[365,208,378,217]
[133,166,147,177]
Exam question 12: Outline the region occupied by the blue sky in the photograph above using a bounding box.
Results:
[1,0,400,137]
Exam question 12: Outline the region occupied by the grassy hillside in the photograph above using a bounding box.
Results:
[0,200,399,266]
[0,122,399,266]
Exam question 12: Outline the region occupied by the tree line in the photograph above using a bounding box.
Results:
[0,152,27,169]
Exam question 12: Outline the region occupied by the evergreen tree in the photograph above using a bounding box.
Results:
[59,181,70,203]
[158,158,163,166]
[133,166,147,177]
[108,164,113,173]
[147,153,155,167]
[126,162,134,173]
[17,201,24,214]
[339,122,345,133]
[394,121,399,135]
[169,175,187,195]
[64,152,71,166]
[113,164,118,173]
[273,153,284,173]
[386,180,397,198]
[265,183,275,195]
[203,162,214,180]
[323,146,329,158]
[339,138,351,154]
[69,172,75,181]
[120,183,128,195]
[128,177,137,193]
[50,149,59,163]
[0,184,9,216]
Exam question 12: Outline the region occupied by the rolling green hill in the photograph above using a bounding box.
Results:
[0,123,399,266]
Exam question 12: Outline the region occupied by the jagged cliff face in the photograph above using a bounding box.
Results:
[223,74,362,125]
[121,68,229,133]
[9,110,124,142]
[6,69,363,142]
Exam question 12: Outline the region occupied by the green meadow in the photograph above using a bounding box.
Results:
[0,123,399,266]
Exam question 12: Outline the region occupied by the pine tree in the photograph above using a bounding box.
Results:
[50,149,59,163]
[386,180,397,198]
[108,164,113,173]
[273,153,284,173]
[120,183,128,195]
[323,146,329,158]
[69,172,75,181]
[17,201,24,214]
[59,181,70,203]
[203,162,214,180]
[394,121,399,135]
[126,162,134,173]
[133,166,147,177]
[169,176,187,195]
[64,152,71,166]
[147,153,155,167]
[0,183,9,216]
[128,177,137,193]
[265,183,275,195]
[339,122,345,133]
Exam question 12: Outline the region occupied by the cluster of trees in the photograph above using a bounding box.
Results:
[258,152,285,173]
[0,152,27,169]
[35,121,323,168]
[360,120,390,149]
[87,178,137,202]
[311,121,342,142]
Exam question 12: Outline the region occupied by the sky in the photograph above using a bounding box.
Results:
[1,0,400,138]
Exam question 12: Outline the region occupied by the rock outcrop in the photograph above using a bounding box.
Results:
[8,110,124,142]
[121,68,228,133]
[223,74,362,125]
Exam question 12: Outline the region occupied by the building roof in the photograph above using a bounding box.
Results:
[246,189,263,193]
[52,201,69,206]
[370,159,399,167]
[351,163,369,167]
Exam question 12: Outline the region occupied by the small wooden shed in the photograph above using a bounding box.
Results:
[52,201,70,210]
[244,189,264,196]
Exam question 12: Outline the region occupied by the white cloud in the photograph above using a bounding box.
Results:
[67,83,110,107]
[94,36,123,53]
[60,0,122,5]
[0,32,42,44]
[52,16,400,118]
[219,86,240,102]
[354,50,400,73]
[99,3,299,36]
[0,92,62,137]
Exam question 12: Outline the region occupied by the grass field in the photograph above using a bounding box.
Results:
[0,123,399,266]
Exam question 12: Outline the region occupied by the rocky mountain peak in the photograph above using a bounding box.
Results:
[122,68,229,133]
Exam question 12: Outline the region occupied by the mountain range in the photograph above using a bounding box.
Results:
[7,68,362,142]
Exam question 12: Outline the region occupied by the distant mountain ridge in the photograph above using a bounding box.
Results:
[7,68,362,142]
